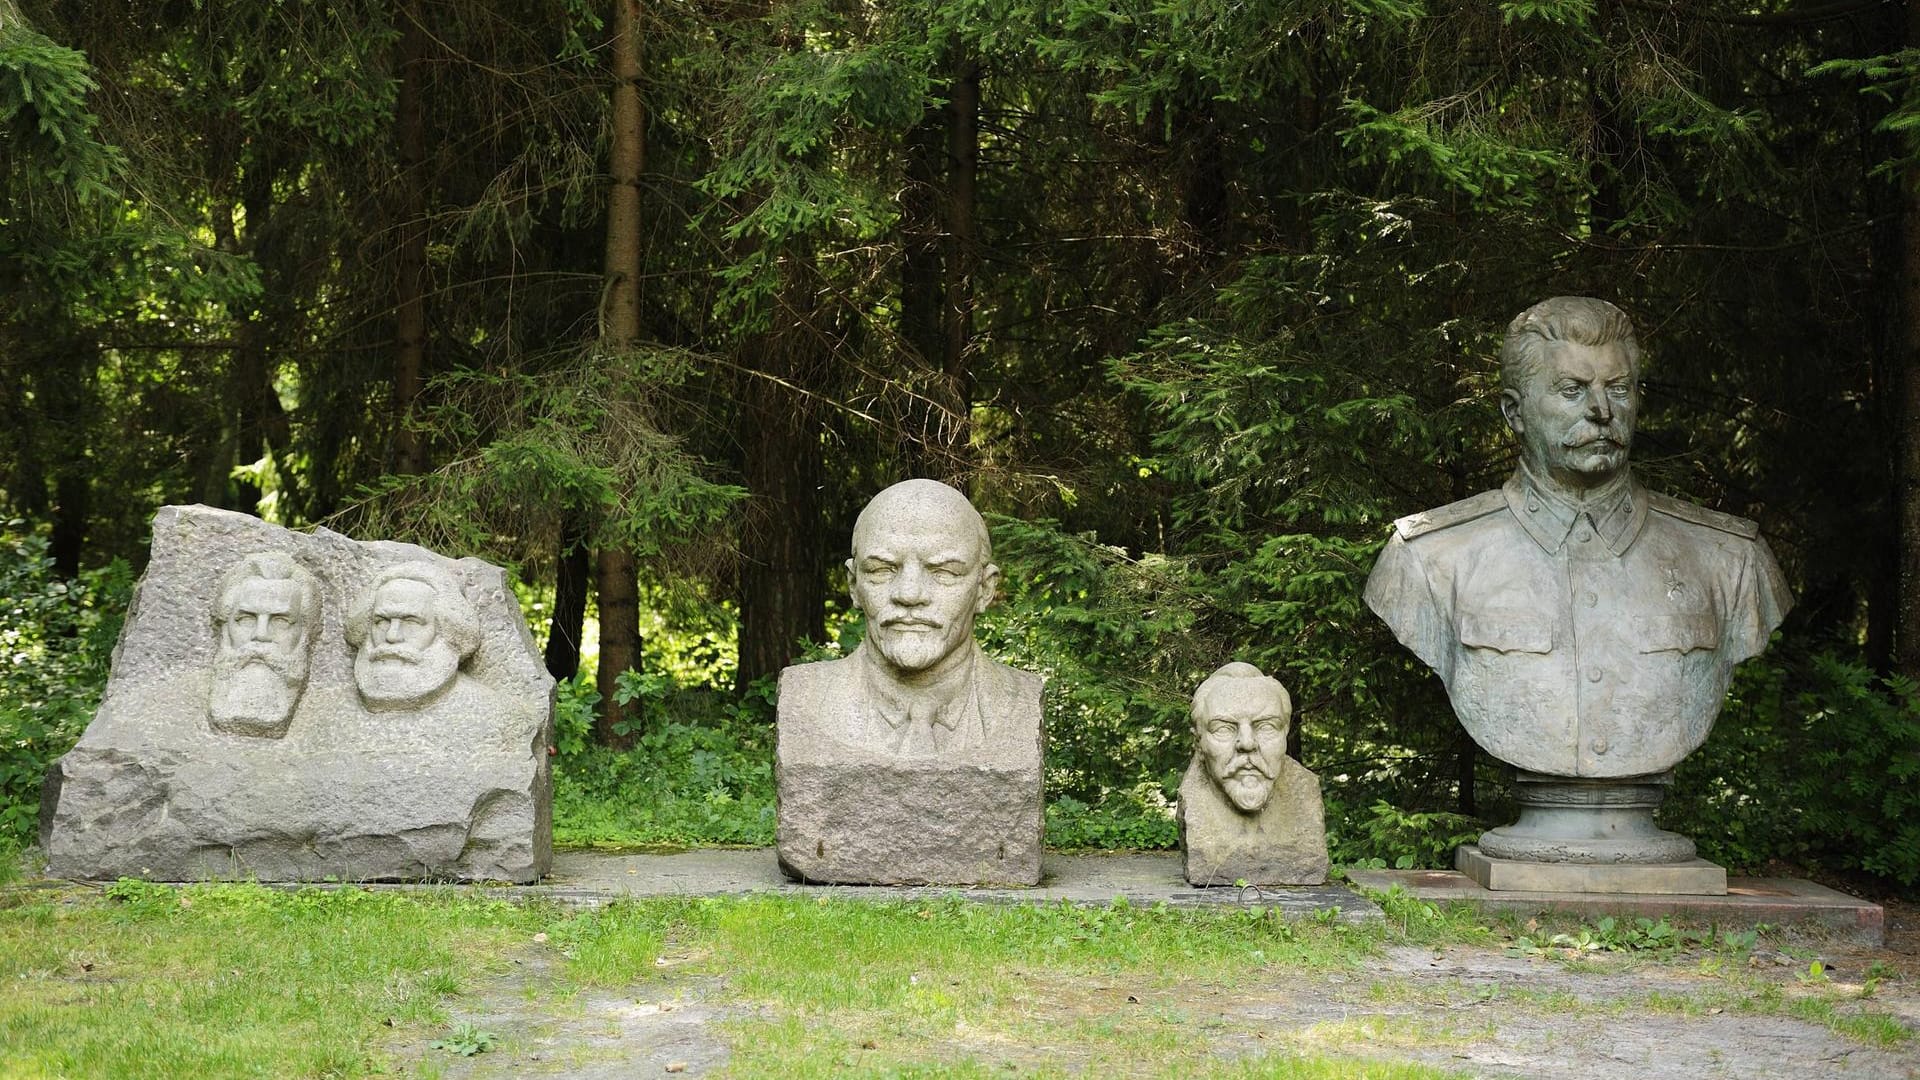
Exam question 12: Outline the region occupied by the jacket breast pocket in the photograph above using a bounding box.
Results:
[1633,612,1719,654]
[1458,612,1553,654]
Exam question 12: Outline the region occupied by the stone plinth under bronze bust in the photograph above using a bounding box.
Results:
[1177,663,1329,887]
[1364,297,1790,894]
[776,480,1044,885]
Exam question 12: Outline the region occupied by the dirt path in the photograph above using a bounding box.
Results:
[403,932,1918,1078]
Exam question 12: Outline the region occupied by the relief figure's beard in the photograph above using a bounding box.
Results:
[355,639,462,710]
[210,642,308,737]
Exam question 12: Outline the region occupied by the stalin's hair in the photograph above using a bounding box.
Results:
[1500,296,1642,393]
[213,551,319,628]
[344,562,482,658]
[1190,661,1293,730]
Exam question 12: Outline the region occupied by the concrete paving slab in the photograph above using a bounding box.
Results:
[1345,867,1885,945]
[530,848,1380,923]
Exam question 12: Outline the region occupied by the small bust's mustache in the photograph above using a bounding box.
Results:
[1224,755,1275,781]
[880,617,942,630]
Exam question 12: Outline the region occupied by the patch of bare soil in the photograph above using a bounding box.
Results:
[391,935,1918,1078]
[388,949,735,1079]
[1212,944,1920,1080]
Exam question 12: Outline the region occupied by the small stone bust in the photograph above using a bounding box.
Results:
[1177,662,1329,886]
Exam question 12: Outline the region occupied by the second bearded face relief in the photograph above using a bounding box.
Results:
[346,562,482,711]
[1191,662,1292,813]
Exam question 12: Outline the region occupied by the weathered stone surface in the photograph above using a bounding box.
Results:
[40,505,553,883]
[775,479,1044,885]
[1456,845,1727,895]
[1362,297,1792,866]
[1178,759,1329,886]
[776,646,1043,885]
[1176,662,1328,887]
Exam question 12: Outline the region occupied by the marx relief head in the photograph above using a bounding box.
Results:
[1499,296,1642,496]
[846,479,1001,681]
[1191,662,1293,814]
[346,562,481,711]
[209,551,320,738]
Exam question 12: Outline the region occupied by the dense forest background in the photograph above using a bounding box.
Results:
[4,0,1919,883]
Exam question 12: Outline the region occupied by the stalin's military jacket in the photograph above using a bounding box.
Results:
[1364,469,1791,779]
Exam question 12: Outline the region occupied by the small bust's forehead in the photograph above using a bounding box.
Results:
[1195,679,1289,723]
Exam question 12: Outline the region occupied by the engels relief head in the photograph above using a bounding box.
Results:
[210,552,319,737]
[847,479,1001,679]
[1192,662,1292,814]
[346,562,481,710]
[1498,296,1642,495]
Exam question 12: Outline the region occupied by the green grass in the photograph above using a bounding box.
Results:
[1,883,1909,1078]
[0,881,546,1077]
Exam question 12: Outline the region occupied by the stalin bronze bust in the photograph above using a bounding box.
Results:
[1365,297,1791,876]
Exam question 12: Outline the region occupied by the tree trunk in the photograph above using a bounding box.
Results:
[938,56,980,488]
[899,97,945,474]
[36,347,96,579]
[545,517,590,681]
[595,546,640,747]
[1897,2,1920,680]
[734,304,827,691]
[593,0,647,746]
[390,10,431,477]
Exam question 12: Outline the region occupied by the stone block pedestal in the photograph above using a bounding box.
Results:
[1457,844,1727,895]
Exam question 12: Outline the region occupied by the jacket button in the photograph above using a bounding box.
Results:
[1586,668,1603,683]
[1590,737,1609,754]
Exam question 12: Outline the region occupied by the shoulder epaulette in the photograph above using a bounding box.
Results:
[1646,491,1760,539]
[1392,489,1506,540]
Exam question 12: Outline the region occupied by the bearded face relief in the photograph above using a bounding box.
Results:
[347,562,481,711]
[1191,662,1292,814]
[209,552,320,738]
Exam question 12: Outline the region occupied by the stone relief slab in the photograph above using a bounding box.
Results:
[39,505,553,883]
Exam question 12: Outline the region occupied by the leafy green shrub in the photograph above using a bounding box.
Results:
[0,530,131,843]
[551,675,777,848]
[1328,798,1484,870]
[1045,786,1179,851]
[1668,640,1920,884]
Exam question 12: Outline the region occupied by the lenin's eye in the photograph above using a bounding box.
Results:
[1207,721,1235,736]
[1607,383,1630,399]
[1558,384,1582,399]
[1254,719,1280,734]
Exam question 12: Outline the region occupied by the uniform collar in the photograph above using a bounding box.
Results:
[1503,465,1647,557]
